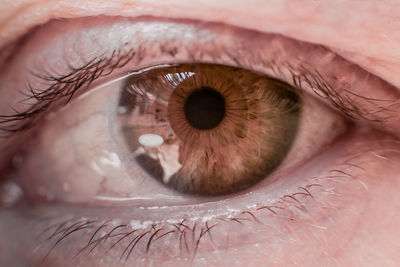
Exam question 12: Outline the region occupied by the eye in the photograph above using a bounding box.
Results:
[0,17,398,266]
[8,61,343,203]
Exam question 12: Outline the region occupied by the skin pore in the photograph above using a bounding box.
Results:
[0,0,400,266]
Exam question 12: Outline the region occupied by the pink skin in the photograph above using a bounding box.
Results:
[0,1,399,266]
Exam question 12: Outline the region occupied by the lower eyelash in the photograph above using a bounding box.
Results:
[31,173,349,265]
[9,126,391,266]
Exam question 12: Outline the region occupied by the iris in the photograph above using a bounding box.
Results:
[118,64,301,195]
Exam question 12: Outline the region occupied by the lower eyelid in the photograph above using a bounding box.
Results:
[3,127,384,266]
[0,118,396,266]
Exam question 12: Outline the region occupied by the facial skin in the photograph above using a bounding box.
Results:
[0,1,400,266]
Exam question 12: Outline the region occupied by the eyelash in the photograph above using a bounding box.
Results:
[0,34,380,137]
[32,157,363,265]
[0,48,137,134]
[36,180,327,263]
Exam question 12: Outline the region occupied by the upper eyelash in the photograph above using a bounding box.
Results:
[0,36,392,137]
[0,48,136,134]
[298,66,396,122]
[282,61,397,124]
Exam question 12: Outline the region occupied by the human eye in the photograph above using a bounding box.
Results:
[1,4,400,267]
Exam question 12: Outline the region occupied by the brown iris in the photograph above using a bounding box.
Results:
[118,64,300,196]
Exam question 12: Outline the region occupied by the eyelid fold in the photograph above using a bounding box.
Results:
[0,17,399,142]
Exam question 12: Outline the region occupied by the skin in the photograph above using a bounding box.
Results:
[0,0,400,266]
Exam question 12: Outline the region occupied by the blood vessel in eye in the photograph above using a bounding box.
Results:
[118,64,301,196]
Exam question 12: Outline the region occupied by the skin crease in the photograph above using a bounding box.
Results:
[0,0,400,266]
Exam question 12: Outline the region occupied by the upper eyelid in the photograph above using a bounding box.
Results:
[0,54,374,135]
[0,17,399,136]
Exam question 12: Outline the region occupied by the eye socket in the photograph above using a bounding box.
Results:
[4,17,398,267]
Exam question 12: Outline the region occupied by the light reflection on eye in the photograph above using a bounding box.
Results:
[0,17,396,266]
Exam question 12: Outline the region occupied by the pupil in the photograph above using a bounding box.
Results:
[184,87,226,130]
